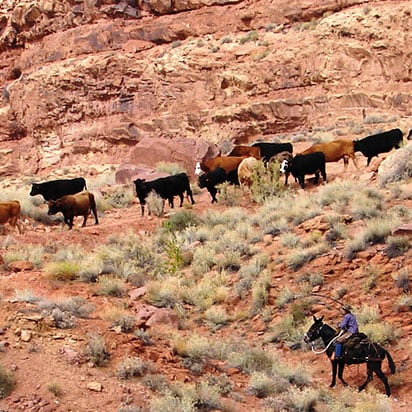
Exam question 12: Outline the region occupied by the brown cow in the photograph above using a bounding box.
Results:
[195,156,246,175]
[0,200,23,234]
[47,191,99,230]
[228,145,261,159]
[299,139,358,170]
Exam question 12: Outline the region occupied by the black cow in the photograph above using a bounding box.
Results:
[252,142,293,163]
[280,152,326,189]
[198,167,239,203]
[47,191,99,230]
[353,128,403,166]
[134,172,195,216]
[30,178,87,201]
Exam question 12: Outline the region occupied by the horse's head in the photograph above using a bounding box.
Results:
[304,315,325,344]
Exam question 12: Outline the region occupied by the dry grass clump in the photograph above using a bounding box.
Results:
[0,364,15,399]
[85,333,110,366]
[97,275,126,297]
[44,261,80,281]
[145,276,184,308]
[116,356,155,379]
[1,244,45,268]
[98,232,160,280]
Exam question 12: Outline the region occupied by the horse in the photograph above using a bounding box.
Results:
[304,316,396,396]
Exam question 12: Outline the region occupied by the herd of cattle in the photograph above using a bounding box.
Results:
[0,127,410,231]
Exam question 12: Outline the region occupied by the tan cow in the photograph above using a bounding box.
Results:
[299,139,358,170]
[237,157,261,187]
[0,200,23,234]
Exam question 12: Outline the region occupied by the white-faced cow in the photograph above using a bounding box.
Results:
[280,152,326,189]
[30,177,87,201]
[47,191,98,230]
[134,172,195,216]
[354,128,403,166]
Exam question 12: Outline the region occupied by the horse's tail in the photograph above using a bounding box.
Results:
[385,350,396,374]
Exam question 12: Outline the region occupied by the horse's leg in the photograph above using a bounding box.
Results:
[337,361,348,386]
[374,363,391,396]
[330,360,338,387]
[358,362,373,392]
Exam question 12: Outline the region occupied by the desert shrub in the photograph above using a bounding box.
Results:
[58,296,95,318]
[44,261,80,281]
[116,357,151,379]
[280,232,301,248]
[101,185,134,209]
[275,287,294,308]
[141,374,170,393]
[85,333,110,366]
[47,382,63,397]
[191,246,216,276]
[145,277,183,308]
[0,365,15,399]
[394,269,410,293]
[1,244,45,267]
[383,235,410,258]
[250,281,269,314]
[228,347,275,374]
[162,210,199,233]
[213,181,241,206]
[362,265,382,292]
[12,288,41,303]
[204,306,229,328]
[249,160,285,203]
[239,30,259,44]
[98,233,160,279]
[134,329,153,346]
[146,191,164,216]
[97,275,126,297]
[202,373,233,396]
[248,372,278,398]
[287,242,329,270]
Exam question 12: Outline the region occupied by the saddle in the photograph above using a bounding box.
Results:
[341,333,370,359]
[345,332,369,349]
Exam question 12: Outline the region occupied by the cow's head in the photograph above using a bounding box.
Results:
[198,173,209,188]
[280,159,290,174]
[30,183,40,196]
[47,200,60,215]
[195,162,202,176]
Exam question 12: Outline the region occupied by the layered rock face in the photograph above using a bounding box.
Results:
[0,0,411,177]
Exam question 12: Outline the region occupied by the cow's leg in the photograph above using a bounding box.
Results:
[178,193,184,207]
[314,171,320,185]
[82,214,88,227]
[298,175,305,189]
[65,216,73,230]
[321,167,327,183]
[91,206,99,225]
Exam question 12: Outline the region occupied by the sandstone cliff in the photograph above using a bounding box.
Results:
[0,0,411,177]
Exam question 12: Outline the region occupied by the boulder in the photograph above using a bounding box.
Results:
[117,136,220,183]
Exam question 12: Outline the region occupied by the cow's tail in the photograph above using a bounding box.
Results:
[385,350,396,374]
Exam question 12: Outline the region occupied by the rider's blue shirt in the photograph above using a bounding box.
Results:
[339,313,359,334]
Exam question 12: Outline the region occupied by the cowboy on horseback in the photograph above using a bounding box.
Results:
[333,304,359,360]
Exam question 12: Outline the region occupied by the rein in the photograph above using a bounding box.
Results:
[307,326,343,355]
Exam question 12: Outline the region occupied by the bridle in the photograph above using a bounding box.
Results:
[304,322,342,355]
